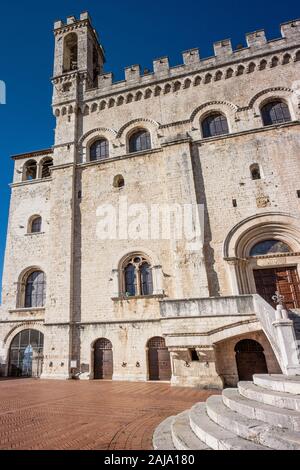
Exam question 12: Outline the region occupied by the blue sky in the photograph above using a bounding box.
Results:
[0,0,299,297]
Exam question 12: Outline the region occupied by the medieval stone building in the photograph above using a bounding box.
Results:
[0,12,300,388]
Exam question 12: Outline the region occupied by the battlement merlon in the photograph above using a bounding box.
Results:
[98,19,300,90]
[51,15,300,103]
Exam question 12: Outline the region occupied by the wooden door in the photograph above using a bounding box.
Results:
[235,339,268,381]
[254,266,300,309]
[94,338,113,379]
[148,337,171,381]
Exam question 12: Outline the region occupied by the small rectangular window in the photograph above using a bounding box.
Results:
[297,190,300,198]
[232,199,237,207]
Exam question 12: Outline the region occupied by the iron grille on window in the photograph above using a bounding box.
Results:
[90,139,109,161]
[261,101,291,126]
[202,113,229,138]
[24,271,46,308]
[148,337,166,349]
[129,130,151,153]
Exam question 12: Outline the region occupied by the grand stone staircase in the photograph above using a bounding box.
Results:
[153,374,300,450]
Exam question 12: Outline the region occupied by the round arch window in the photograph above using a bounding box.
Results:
[90,139,109,161]
[261,100,291,126]
[201,113,229,138]
[129,130,151,153]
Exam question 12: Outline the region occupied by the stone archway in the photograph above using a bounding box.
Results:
[223,213,300,296]
[235,339,268,381]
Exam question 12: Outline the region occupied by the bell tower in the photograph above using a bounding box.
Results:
[53,12,105,87]
[51,12,105,156]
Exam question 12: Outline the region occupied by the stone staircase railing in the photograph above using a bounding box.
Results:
[253,294,300,376]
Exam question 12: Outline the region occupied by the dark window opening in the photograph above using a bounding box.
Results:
[250,239,291,256]
[113,175,125,188]
[63,33,78,73]
[90,139,109,161]
[129,130,151,153]
[30,217,42,234]
[24,160,37,181]
[189,349,199,361]
[232,199,237,207]
[24,271,46,308]
[123,255,153,297]
[250,164,261,180]
[41,158,53,178]
[261,101,291,126]
[202,113,229,138]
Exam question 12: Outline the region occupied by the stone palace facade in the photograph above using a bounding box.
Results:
[0,12,300,388]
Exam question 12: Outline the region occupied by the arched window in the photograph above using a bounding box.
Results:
[23,160,37,181]
[202,113,229,138]
[29,216,42,233]
[129,130,151,153]
[261,100,291,126]
[250,163,261,180]
[90,139,109,161]
[123,255,153,297]
[63,33,78,73]
[41,158,53,178]
[250,239,291,256]
[9,329,44,377]
[24,271,46,308]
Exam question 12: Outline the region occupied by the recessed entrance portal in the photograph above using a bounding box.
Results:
[9,329,44,377]
[254,266,300,309]
[147,337,171,381]
[235,339,268,381]
[94,338,113,379]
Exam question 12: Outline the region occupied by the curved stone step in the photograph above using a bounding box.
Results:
[223,389,300,431]
[253,374,300,395]
[171,411,210,450]
[189,403,269,450]
[206,395,300,450]
[239,381,300,411]
[152,416,175,450]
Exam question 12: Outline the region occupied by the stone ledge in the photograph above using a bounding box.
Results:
[9,308,46,314]
[112,294,165,301]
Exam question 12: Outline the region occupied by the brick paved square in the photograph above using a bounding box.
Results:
[0,379,215,450]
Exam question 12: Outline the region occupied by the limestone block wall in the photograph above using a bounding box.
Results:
[1,180,51,315]
[79,320,163,380]
[194,124,300,296]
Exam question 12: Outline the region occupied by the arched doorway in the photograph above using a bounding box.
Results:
[147,337,171,381]
[9,329,44,377]
[235,339,268,381]
[94,338,113,379]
